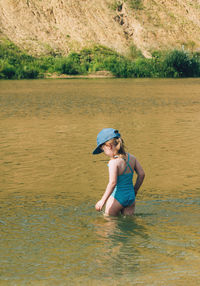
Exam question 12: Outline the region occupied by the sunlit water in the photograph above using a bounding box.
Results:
[0,79,200,285]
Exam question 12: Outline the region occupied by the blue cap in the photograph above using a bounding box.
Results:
[93,128,121,155]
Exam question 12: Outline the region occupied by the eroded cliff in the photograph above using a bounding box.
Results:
[0,0,200,56]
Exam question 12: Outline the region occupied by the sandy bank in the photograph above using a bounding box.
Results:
[44,71,114,79]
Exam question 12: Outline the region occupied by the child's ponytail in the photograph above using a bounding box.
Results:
[107,137,126,160]
[114,137,126,159]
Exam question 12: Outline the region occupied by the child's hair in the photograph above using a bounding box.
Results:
[106,137,126,159]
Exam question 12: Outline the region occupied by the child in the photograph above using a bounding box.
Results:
[93,128,145,216]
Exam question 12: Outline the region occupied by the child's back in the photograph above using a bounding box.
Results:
[111,153,135,208]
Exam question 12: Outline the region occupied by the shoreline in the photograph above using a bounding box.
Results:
[44,71,115,79]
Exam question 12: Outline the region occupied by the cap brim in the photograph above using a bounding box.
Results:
[92,146,103,155]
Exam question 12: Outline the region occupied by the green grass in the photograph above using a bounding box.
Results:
[128,0,144,10]
[0,39,199,79]
[109,0,144,11]
[109,0,123,11]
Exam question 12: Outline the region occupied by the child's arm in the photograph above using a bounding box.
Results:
[134,159,145,196]
[95,160,118,212]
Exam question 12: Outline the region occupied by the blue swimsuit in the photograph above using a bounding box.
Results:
[111,153,135,208]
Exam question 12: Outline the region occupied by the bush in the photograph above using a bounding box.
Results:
[162,50,200,77]
[37,57,55,73]
[133,58,153,77]
[0,60,16,79]
[54,57,81,75]
[17,64,41,79]
[103,56,127,77]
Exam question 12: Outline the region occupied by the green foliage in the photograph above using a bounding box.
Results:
[162,50,200,77]
[0,39,200,79]
[17,63,41,79]
[127,0,144,10]
[54,57,80,75]
[129,44,144,60]
[103,56,127,77]
[0,60,16,79]
[109,0,144,11]
[132,58,153,77]
[109,0,123,11]
[0,39,43,79]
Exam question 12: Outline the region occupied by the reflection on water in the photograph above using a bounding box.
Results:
[0,79,200,285]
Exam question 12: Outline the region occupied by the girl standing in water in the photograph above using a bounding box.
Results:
[93,128,145,216]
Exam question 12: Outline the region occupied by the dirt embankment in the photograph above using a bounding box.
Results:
[0,0,200,57]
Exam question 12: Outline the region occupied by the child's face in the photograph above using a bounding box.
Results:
[101,143,115,158]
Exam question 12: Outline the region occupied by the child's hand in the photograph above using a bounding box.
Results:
[95,200,104,212]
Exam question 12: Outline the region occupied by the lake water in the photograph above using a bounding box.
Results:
[0,78,200,285]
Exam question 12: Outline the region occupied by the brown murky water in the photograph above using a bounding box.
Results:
[0,79,200,285]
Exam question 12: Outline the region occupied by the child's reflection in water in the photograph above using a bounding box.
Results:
[94,213,149,276]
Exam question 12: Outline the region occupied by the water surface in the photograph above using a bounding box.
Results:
[0,79,200,285]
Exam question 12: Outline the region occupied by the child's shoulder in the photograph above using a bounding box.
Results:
[108,157,121,166]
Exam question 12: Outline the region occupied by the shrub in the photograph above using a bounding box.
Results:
[103,56,126,77]
[37,57,55,73]
[54,57,81,75]
[18,64,41,79]
[162,50,200,77]
[0,60,16,79]
[133,58,153,77]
